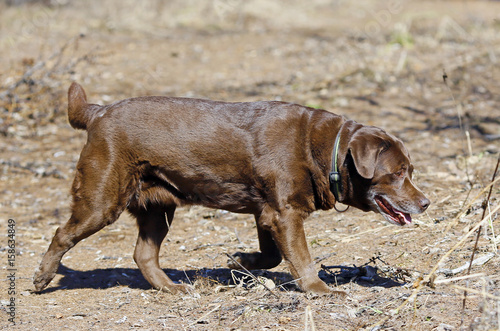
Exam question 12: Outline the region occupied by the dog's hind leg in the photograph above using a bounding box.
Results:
[228,213,283,270]
[133,205,191,294]
[34,158,129,292]
[33,198,127,292]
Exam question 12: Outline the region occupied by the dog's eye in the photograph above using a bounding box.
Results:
[394,170,404,178]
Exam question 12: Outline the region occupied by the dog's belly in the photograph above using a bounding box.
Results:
[128,166,263,214]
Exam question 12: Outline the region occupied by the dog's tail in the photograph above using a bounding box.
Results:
[68,82,101,130]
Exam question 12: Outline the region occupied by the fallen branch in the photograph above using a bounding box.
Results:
[434,273,485,285]
[438,252,495,276]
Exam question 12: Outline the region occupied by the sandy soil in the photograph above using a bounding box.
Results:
[1,1,499,330]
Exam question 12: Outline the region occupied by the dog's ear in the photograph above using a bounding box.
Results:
[347,128,388,179]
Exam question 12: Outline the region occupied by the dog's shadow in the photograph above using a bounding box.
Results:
[318,265,405,289]
[42,263,404,293]
[44,264,298,293]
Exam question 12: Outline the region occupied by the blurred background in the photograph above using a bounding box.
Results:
[1,0,499,140]
[1,1,499,330]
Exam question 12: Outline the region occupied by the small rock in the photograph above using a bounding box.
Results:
[278,316,291,324]
[434,323,454,331]
[115,316,127,324]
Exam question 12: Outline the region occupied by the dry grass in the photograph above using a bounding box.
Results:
[1,1,499,330]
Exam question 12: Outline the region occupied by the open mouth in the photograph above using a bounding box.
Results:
[375,196,412,226]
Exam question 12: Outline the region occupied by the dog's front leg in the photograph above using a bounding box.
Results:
[259,205,336,295]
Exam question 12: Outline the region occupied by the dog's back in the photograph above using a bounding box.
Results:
[67,84,337,214]
[68,82,322,132]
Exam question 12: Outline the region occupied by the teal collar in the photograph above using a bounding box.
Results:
[329,129,342,202]
[329,123,349,212]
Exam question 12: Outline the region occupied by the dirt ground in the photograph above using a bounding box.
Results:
[1,0,499,330]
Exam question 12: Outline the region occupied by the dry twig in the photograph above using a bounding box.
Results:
[304,305,317,331]
[461,155,499,325]
[225,253,279,298]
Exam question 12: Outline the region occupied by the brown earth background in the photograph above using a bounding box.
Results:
[1,0,499,330]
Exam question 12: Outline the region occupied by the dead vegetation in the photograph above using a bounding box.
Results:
[0,1,499,330]
[0,34,102,137]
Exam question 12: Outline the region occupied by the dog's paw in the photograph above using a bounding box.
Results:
[158,283,193,295]
[302,280,348,299]
[227,251,282,270]
[306,289,348,300]
[227,252,246,269]
[33,270,55,293]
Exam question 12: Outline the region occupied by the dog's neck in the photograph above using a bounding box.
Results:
[331,119,360,206]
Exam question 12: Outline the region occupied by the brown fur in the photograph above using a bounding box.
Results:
[34,83,430,295]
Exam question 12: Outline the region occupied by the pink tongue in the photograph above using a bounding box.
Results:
[396,210,412,224]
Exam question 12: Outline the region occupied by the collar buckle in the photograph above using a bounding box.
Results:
[329,171,340,184]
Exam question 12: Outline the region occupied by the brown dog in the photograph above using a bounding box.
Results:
[34,82,429,295]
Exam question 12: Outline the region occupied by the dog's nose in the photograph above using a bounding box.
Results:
[419,197,430,211]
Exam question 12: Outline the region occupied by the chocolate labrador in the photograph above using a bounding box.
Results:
[34,83,430,295]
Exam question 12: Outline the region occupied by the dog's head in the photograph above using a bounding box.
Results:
[342,125,430,226]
